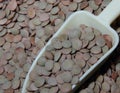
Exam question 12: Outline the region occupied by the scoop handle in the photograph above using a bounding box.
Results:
[98,0,120,25]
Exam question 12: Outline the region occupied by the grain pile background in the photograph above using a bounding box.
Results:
[0,0,120,93]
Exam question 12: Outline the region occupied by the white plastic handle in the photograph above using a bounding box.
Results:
[98,0,120,25]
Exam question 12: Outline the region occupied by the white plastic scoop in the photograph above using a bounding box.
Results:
[22,0,120,93]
